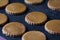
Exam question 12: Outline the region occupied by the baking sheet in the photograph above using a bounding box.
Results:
[0,0,60,40]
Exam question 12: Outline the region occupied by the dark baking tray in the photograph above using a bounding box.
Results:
[0,0,60,40]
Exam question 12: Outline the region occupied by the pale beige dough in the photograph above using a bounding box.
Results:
[5,3,26,14]
[25,11,47,25]
[22,31,46,40]
[25,0,43,4]
[45,20,60,34]
[2,22,26,37]
[0,13,8,25]
[0,0,9,8]
[48,0,60,10]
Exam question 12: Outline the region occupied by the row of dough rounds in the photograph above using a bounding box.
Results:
[0,0,60,14]
[0,0,60,40]
[1,12,60,35]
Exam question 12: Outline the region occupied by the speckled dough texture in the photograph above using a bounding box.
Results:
[2,22,26,37]
[45,20,60,34]
[0,13,8,25]
[25,12,47,25]
[22,31,46,40]
[5,3,26,15]
[48,0,60,10]
[0,0,9,8]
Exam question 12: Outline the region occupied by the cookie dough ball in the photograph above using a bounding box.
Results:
[0,13,8,25]
[25,0,43,4]
[2,22,26,37]
[45,20,60,34]
[0,0,9,8]
[25,11,47,25]
[48,0,60,10]
[5,3,26,15]
[22,31,46,40]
